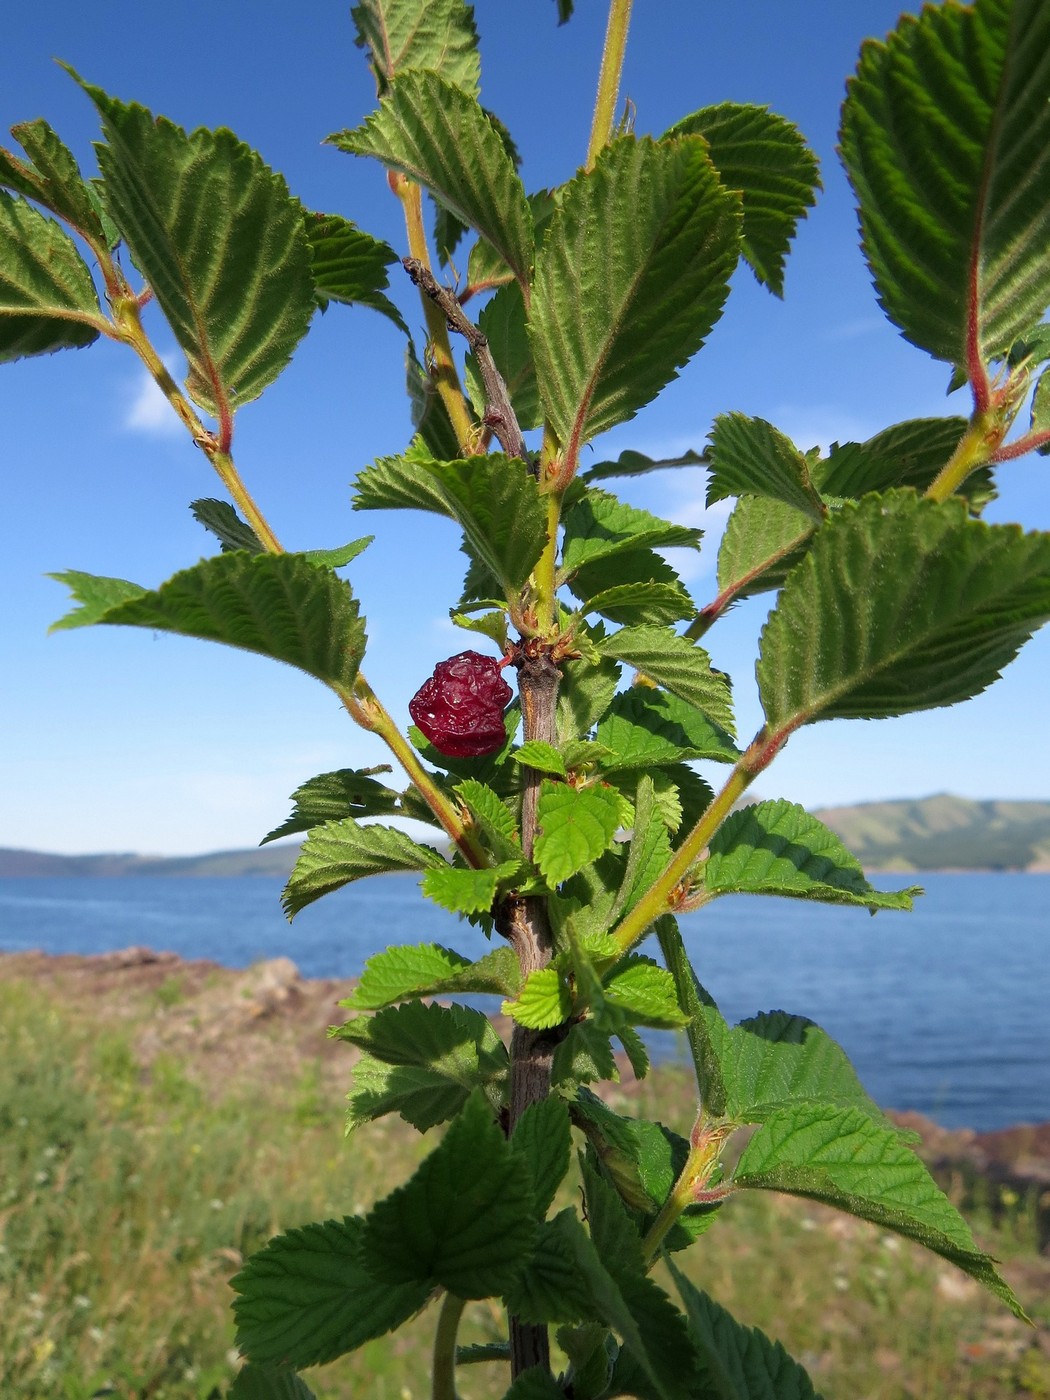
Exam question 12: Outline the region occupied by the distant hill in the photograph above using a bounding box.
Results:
[812,795,1050,872]
[0,844,302,878]
[2,795,1049,876]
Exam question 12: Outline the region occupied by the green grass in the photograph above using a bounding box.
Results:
[1,981,1045,1399]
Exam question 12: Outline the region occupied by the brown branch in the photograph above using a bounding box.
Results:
[402,257,532,469]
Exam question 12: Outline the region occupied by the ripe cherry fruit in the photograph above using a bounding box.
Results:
[409,650,513,758]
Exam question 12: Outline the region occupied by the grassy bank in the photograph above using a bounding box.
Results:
[2,972,1047,1400]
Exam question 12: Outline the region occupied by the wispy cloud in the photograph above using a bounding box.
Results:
[122,359,184,437]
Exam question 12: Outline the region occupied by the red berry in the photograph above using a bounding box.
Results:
[409,650,513,758]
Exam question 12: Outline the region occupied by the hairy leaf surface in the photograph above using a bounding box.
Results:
[353,448,546,597]
[668,1261,822,1400]
[228,1366,318,1400]
[715,495,817,602]
[717,1010,885,1126]
[332,72,533,288]
[530,136,739,460]
[336,1000,509,1131]
[840,0,1050,366]
[757,492,1050,729]
[351,0,480,96]
[706,414,825,518]
[340,942,521,1009]
[232,1216,430,1368]
[534,780,623,885]
[0,118,108,242]
[283,818,445,917]
[667,102,820,297]
[361,1092,535,1298]
[596,687,739,770]
[305,211,407,333]
[262,767,400,842]
[76,76,314,416]
[0,192,103,359]
[561,490,702,579]
[700,799,919,912]
[50,554,366,697]
[596,628,735,733]
[735,1103,1026,1318]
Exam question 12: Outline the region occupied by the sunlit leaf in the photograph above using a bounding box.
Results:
[282,817,445,917]
[668,101,820,297]
[757,491,1050,730]
[351,0,480,96]
[0,192,103,359]
[531,136,739,461]
[74,73,314,416]
[840,0,1050,367]
[331,72,533,289]
[700,799,919,912]
[232,1216,430,1368]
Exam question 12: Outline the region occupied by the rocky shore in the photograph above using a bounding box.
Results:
[3,944,1049,1255]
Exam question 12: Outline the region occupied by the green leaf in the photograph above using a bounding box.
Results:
[361,1091,535,1298]
[582,448,704,483]
[262,766,400,843]
[839,0,1050,366]
[227,1365,318,1400]
[50,552,367,693]
[667,1260,822,1400]
[336,1000,509,1132]
[189,499,265,554]
[561,490,703,579]
[718,1010,884,1126]
[353,448,546,599]
[422,862,520,915]
[700,799,919,913]
[569,548,687,613]
[534,780,623,885]
[502,966,573,1030]
[715,495,817,602]
[814,418,969,499]
[513,741,567,778]
[1,118,108,241]
[340,942,522,1010]
[455,777,523,860]
[602,958,690,1030]
[504,1367,569,1399]
[282,817,445,917]
[304,210,408,334]
[706,414,825,518]
[610,777,673,924]
[667,102,820,298]
[734,1103,1026,1320]
[351,0,480,97]
[75,75,314,415]
[466,188,558,294]
[596,628,735,734]
[0,192,103,359]
[465,281,541,429]
[511,1095,573,1219]
[407,346,460,460]
[655,918,729,1118]
[232,1215,430,1368]
[1031,365,1050,451]
[530,136,739,460]
[581,1152,646,1278]
[596,688,739,770]
[552,1021,618,1088]
[580,581,695,627]
[331,72,533,289]
[757,491,1050,729]
[503,1210,599,1325]
[556,652,622,745]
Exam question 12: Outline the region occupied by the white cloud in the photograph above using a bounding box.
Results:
[122,360,184,437]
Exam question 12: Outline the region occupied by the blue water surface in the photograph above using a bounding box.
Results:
[1,871,1046,1131]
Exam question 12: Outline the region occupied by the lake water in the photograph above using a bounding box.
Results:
[1,872,1046,1132]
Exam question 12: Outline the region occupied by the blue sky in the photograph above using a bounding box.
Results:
[3,1,1048,856]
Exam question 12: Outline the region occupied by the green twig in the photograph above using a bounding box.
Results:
[432,1291,466,1400]
[586,0,635,169]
